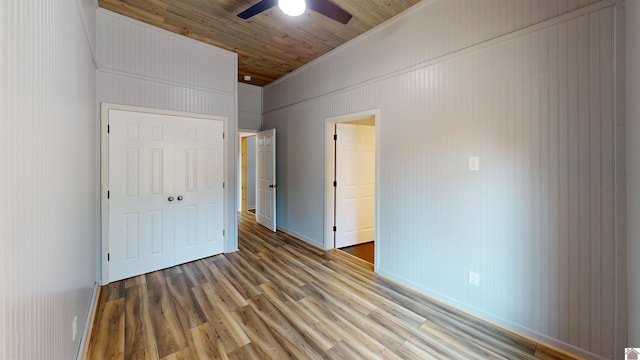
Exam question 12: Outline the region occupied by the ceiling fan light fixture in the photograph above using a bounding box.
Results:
[278,0,306,17]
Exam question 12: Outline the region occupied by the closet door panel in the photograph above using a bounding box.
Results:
[174,117,225,264]
[108,110,175,282]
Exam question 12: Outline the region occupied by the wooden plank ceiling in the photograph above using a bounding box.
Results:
[98,0,421,86]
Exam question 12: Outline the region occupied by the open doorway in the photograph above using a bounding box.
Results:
[239,132,257,214]
[325,110,378,268]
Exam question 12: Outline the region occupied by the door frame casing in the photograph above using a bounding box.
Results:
[238,130,258,212]
[324,109,380,272]
[100,103,228,285]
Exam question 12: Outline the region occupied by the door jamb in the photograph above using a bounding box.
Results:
[100,103,228,285]
[324,109,380,272]
[238,130,258,212]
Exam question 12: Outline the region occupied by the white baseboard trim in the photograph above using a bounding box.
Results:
[377,270,607,360]
[77,282,101,360]
[276,225,324,249]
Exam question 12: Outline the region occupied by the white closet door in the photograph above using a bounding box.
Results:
[107,108,225,283]
[174,117,225,264]
[108,110,176,282]
[335,123,375,248]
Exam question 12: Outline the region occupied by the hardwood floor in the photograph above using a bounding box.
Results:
[86,212,577,360]
[339,241,374,264]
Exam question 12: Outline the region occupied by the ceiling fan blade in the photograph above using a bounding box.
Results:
[237,0,278,19]
[307,0,352,24]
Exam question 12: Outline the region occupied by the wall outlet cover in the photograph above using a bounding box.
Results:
[72,316,78,342]
[468,271,480,287]
[468,156,480,171]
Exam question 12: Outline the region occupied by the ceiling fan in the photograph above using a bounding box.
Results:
[237,0,353,24]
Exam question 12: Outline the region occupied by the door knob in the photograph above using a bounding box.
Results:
[168,196,174,202]
[269,184,277,188]
[177,195,183,201]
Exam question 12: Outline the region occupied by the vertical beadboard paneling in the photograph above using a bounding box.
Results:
[0,3,6,355]
[587,11,602,354]
[238,83,262,130]
[262,1,621,358]
[264,0,604,113]
[0,0,98,359]
[97,10,235,94]
[600,6,616,355]
[96,9,238,255]
[627,0,640,346]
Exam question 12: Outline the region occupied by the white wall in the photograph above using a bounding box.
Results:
[627,0,640,346]
[0,0,98,358]
[239,83,262,130]
[263,0,624,358]
[96,9,239,261]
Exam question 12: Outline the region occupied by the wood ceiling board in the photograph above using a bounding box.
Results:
[98,0,421,86]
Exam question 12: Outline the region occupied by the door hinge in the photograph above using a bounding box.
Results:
[223,229,225,236]
[107,124,110,133]
[107,190,110,199]
[223,182,225,189]
[333,180,337,187]
[223,132,225,139]
[107,253,110,261]
[333,226,337,232]
[333,134,337,141]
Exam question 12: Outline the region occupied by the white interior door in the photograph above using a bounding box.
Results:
[108,110,176,282]
[335,123,375,248]
[107,108,225,282]
[256,129,276,232]
[174,117,224,264]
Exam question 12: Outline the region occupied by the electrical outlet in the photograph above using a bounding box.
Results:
[72,316,78,342]
[468,156,480,171]
[468,271,480,287]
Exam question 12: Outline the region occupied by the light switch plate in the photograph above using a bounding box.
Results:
[468,156,480,171]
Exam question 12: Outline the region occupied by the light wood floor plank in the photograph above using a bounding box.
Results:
[226,251,270,285]
[212,256,262,299]
[247,294,325,360]
[196,260,248,310]
[124,285,156,357]
[302,281,406,354]
[87,212,579,360]
[147,278,188,358]
[165,274,207,331]
[88,297,125,360]
[366,308,458,359]
[325,340,369,360]
[231,304,294,359]
[396,340,441,360]
[159,346,194,360]
[258,282,340,351]
[297,295,404,360]
[179,262,208,288]
[226,343,264,360]
[190,322,229,360]
[126,345,159,360]
[191,283,251,352]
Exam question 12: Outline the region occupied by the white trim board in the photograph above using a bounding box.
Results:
[76,282,100,360]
